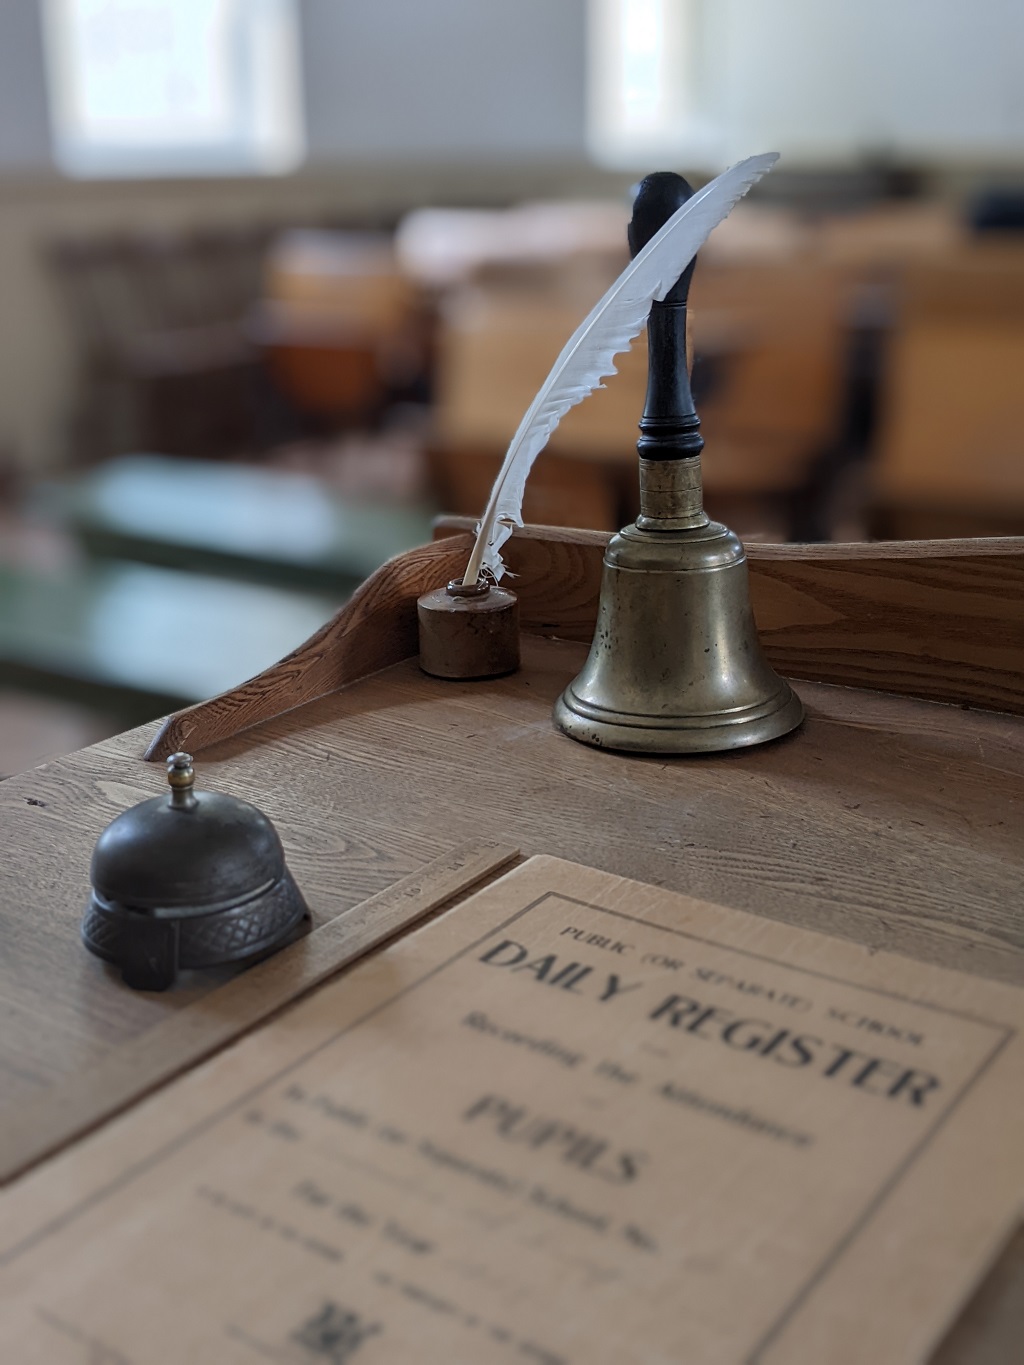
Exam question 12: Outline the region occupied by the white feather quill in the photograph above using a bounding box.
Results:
[461,152,779,586]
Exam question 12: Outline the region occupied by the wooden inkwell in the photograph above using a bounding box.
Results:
[417,577,520,680]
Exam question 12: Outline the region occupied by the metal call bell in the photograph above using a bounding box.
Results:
[82,752,309,991]
[554,173,803,754]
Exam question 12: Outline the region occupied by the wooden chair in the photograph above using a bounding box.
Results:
[256,230,429,429]
[688,260,850,534]
[47,227,272,461]
[815,201,964,272]
[429,260,850,539]
[870,248,1024,538]
[429,284,646,531]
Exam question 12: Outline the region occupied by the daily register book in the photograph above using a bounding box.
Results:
[1,855,1022,1363]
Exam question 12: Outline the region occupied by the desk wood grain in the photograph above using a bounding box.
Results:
[4,637,1021,1104]
[2,636,1022,1360]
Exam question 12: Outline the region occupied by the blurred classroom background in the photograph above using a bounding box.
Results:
[1,0,1023,775]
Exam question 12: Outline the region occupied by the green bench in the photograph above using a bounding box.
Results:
[55,454,438,594]
[0,560,337,725]
[2,455,437,727]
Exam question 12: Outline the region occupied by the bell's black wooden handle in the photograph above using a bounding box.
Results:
[628,172,704,462]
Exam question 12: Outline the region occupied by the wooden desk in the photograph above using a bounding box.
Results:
[1,527,1022,1361]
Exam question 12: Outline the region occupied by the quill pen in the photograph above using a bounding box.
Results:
[461,152,779,586]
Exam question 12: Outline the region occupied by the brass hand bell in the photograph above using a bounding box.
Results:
[554,172,803,754]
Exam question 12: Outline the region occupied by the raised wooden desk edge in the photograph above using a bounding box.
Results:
[147,521,1024,760]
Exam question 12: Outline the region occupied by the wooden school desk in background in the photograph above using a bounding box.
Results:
[429,261,850,539]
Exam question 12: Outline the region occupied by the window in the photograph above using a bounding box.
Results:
[42,0,305,177]
[587,0,721,169]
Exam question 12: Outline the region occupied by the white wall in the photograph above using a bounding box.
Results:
[300,0,588,162]
[0,0,51,171]
[709,0,1024,163]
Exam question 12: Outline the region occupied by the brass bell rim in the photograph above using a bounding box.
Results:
[559,678,799,726]
[553,685,804,755]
